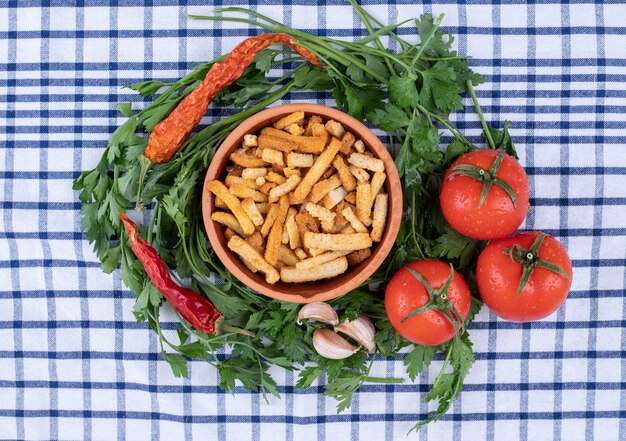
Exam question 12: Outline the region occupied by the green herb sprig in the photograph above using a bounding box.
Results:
[74,2,517,432]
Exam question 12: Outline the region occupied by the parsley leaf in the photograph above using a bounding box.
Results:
[388,74,419,108]
[486,120,518,158]
[415,14,453,58]
[432,225,479,268]
[404,344,438,381]
[419,61,463,115]
[366,103,411,132]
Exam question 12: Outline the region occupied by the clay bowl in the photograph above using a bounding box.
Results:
[202,103,402,303]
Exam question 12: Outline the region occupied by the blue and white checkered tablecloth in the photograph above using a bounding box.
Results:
[1,1,625,440]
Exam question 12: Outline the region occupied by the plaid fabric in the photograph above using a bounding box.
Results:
[1,1,625,440]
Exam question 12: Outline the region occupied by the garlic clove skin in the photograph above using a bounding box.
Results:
[297,302,339,326]
[312,328,359,360]
[334,314,376,353]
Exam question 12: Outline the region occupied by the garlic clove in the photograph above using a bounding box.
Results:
[312,328,359,360]
[297,302,339,326]
[334,314,376,353]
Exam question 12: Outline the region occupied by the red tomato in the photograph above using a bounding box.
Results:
[440,149,529,240]
[476,232,573,322]
[385,259,471,346]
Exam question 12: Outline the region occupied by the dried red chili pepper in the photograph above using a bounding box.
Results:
[135,33,324,211]
[119,212,252,336]
[145,33,324,164]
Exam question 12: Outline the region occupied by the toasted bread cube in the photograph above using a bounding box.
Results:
[347,152,384,173]
[347,248,371,266]
[325,120,345,139]
[283,167,301,178]
[353,139,365,153]
[280,256,348,283]
[231,150,265,168]
[262,147,285,166]
[255,176,266,186]
[269,174,302,202]
[260,127,327,154]
[215,197,228,210]
[356,183,373,223]
[223,227,237,241]
[287,152,315,168]
[349,165,370,183]
[211,212,246,237]
[341,225,356,234]
[294,248,308,260]
[311,122,327,138]
[229,183,268,202]
[279,244,300,266]
[265,171,287,185]
[321,166,336,180]
[285,207,302,250]
[310,174,342,203]
[258,134,297,153]
[225,175,257,190]
[322,186,347,210]
[241,167,267,180]
[264,195,290,265]
[206,180,255,235]
[245,231,265,253]
[303,202,336,231]
[260,203,279,237]
[259,182,277,195]
[369,171,386,204]
[303,232,372,251]
[295,250,350,270]
[370,193,388,242]
[228,236,279,284]
[226,164,244,177]
[241,198,265,227]
[344,191,357,205]
[340,131,355,155]
[304,115,322,136]
[292,137,343,204]
[284,123,305,136]
[243,134,258,147]
[295,211,320,243]
[282,227,289,244]
[274,111,305,130]
[255,202,270,214]
[341,206,368,233]
[333,156,357,191]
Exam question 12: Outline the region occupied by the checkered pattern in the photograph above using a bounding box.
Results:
[1,1,625,440]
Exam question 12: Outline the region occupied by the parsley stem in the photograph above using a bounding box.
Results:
[364,376,405,384]
[410,13,445,68]
[146,200,159,244]
[348,0,397,76]
[466,80,496,149]
[414,103,470,146]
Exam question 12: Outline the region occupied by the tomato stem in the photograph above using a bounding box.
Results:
[447,151,517,209]
[400,265,465,336]
[503,233,572,296]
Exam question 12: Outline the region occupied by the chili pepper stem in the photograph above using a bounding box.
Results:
[215,317,256,337]
[135,155,152,212]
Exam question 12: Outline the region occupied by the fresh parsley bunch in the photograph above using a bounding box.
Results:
[74,2,517,432]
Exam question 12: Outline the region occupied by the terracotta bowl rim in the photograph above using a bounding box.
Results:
[202,103,402,303]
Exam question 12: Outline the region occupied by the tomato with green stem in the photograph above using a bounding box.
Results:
[385,259,471,346]
[476,231,573,322]
[439,149,530,240]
